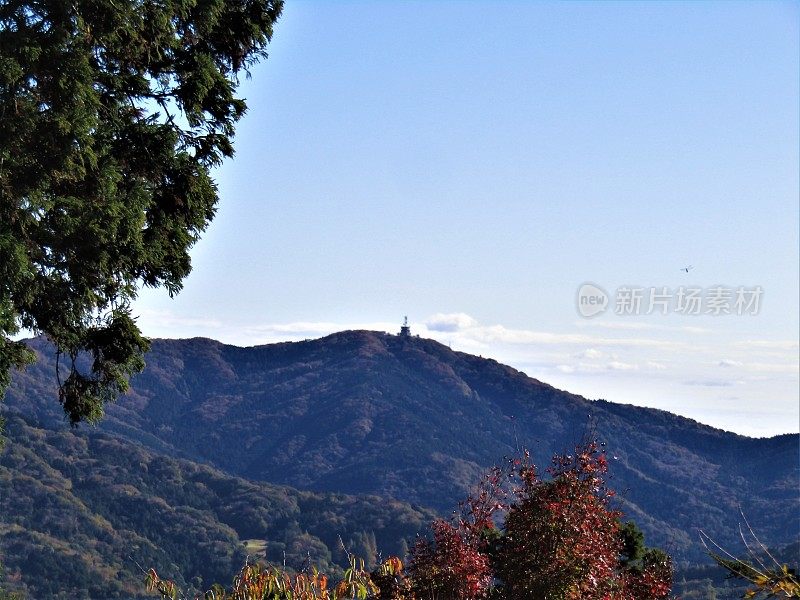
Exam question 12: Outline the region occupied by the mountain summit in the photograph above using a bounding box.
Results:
[5,331,798,562]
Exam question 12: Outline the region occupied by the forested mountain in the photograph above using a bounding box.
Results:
[4,332,798,568]
[0,414,433,599]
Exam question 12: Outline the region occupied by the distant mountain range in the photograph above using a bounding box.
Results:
[2,331,798,596]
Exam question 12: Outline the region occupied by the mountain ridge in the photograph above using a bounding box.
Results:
[4,331,798,564]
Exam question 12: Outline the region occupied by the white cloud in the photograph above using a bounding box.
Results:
[646,361,668,370]
[742,362,799,374]
[607,361,638,371]
[682,326,711,334]
[425,312,479,332]
[460,324,686,350]
[684,379,735,387]
[735,340,799,350]
[577,320,711,334]
[716,359,798,375]
[718,359,743,368]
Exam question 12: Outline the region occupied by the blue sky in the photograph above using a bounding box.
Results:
[136,1,799,437]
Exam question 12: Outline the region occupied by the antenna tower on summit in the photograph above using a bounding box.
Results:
[399,316,411,338]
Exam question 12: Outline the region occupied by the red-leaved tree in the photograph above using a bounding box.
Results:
[409,440,674,600]
[408,467,505,600]
[494,442,623,599]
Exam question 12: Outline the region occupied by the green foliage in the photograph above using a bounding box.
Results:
[702,527,800,598]
[0,584,23,599]
[0,563,23,600]
[620,521,646,567]
[0,415,432,598]
[0,0,282,423]
[146,441,675,600]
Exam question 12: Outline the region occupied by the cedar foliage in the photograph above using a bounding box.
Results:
[0,0,282,423]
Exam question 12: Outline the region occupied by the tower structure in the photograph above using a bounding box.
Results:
[399,316,411,338]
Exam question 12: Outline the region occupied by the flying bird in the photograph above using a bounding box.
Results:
[680,265,693,273]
